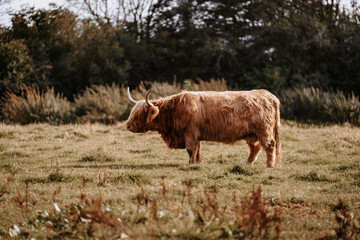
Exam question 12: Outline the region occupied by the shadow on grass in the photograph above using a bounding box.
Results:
[61,163,183,170]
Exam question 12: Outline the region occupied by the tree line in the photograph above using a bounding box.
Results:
[1,0,360,100]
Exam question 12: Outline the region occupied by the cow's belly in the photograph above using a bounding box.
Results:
[160,131,186,149]
[199,121,251,143]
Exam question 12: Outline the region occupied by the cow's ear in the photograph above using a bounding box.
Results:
[146,106,160,124]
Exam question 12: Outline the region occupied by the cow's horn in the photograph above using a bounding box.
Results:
[145,89,154,107]
[127,87,138,105]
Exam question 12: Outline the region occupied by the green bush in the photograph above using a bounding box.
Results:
[0,40,34,94]
[1,86,73,124]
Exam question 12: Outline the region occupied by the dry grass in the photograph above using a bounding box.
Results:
[74,83,130,123]
[0,79,228,125]
[280,87,360,125]
[2,81,359,126]
[1,87,73,124]
[0,122,359,239]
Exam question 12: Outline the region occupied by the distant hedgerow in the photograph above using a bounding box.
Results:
[0,81,359,125]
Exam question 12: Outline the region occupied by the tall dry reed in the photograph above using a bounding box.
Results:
[1,86,73,124]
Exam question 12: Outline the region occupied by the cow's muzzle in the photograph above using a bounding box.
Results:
[125,123,133,131]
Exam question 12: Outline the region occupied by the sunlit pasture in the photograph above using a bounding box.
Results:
[0,122,359,239]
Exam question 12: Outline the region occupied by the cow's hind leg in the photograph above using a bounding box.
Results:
[260,135,276,168]
[186,137,200,164]
[246,137,261,165]
[196,142,201,163]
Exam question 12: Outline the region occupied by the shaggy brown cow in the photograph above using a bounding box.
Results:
[126,88,281,167]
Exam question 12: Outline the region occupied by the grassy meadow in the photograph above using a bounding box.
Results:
[0,122,359,239]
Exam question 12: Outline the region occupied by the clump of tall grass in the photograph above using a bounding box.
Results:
[14,194,124,239]
[73,81,183,123]
[316,198,360,240]
[183,78,228,91]
[1,87,73,124]
[131,78,227,100]
[73,79,227,124]
[135,81,182,99]
[280,87,360,125]
[74,83,129,123]
[1,81,359,126]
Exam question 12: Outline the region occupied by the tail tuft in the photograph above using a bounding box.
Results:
[274,101,281,166]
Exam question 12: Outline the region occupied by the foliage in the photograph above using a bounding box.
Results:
[0,86,73,124]
[1,7,130,100]
[1,1,360,99]
[243,67,286,94]
[6,185,282,239]
[68,21,130,96]
[316,199,360,240]
[19,194,124,239]
[280,87,360,125]
[184,78,228,91]
[1,80,359,126]
[74,83,129,123]
[73,78,227,124]
[0,40,34,95]
[134,81,182,99]
[332,199,360,240]
[73,81,182,124]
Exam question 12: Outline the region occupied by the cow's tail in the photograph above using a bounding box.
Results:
[274,100,281,166]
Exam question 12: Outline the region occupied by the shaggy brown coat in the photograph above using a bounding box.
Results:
[126,90,281,167]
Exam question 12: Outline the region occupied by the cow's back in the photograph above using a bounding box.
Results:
[179,90,279,143]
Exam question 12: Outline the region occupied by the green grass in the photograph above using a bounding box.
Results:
[0,122,359,239]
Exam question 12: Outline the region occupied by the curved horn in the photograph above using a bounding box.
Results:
[127,87,138,105]
[145,89,154,107]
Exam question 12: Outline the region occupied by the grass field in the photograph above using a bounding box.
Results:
[0,122,359,239]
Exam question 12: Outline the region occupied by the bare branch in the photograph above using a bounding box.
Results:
[67,0,164,37]
[0,0,11,5]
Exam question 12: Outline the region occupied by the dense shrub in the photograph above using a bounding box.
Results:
[1,80,359,125]
[132,81,182,100]
[280,88,360,125]
[74,83,129,123]
[73,81,183,123]
[1,86,73,124]
[0,40,34,95]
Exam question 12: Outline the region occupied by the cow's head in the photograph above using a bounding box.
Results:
[125,87,160,133]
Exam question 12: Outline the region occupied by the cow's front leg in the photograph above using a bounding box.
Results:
[185,137,200,164]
